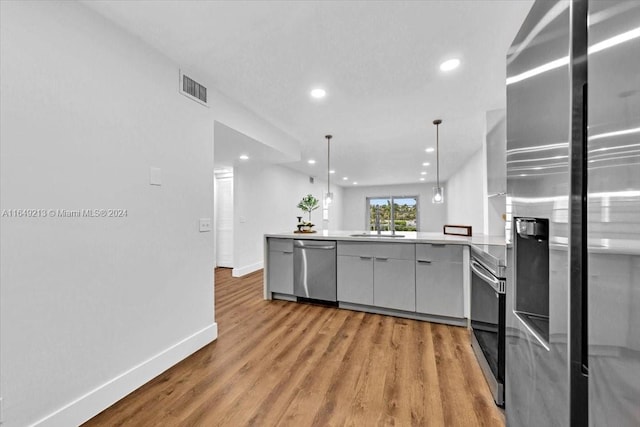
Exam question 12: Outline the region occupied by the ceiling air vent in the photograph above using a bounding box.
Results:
[179,70,208,107]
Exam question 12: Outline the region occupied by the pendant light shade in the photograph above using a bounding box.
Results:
[432,119,444,204]
[433,186,444,203]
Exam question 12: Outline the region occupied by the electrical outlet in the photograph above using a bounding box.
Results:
[199,218,212,232]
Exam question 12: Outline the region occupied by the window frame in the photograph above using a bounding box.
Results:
[365,195,420,231]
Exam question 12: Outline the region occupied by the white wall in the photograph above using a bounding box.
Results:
[445,148,486,234]
[233,164,343,276]
[485,109,508,237]
[0,1,304,426]
[341,183,447,232]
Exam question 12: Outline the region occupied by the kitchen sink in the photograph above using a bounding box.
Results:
[349,233,405,238]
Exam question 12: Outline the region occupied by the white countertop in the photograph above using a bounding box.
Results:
[266,230,509,270]
[265,230,507,246]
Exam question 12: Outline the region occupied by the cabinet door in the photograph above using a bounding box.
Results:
[416,260,463,318]
[374,258,415,312]
[268,250,294,294]
[337,255,374,305]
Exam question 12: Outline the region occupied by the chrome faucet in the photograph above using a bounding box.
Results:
[375,206,381,234]
[389,202,396,235]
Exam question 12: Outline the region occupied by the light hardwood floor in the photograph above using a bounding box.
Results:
[84,268,504,426]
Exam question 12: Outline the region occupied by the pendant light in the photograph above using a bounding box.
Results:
[432,119,444,204]
[325,134,333,205]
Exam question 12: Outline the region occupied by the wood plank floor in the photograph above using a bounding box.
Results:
[84,268,504,427]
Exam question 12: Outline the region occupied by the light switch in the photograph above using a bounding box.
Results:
[150,167,162,186]
[199,218,212,232]
[239,216,246,223]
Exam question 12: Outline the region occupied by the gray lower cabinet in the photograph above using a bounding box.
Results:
[337,255,373,305]
[285,240,464,319]
[415,244,464,318]
[268,238,294,294]
[337,242,416,312]
[374,258,415,312]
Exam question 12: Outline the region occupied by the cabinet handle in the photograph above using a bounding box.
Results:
[417,259,432,264]
[283,251,293,254]
[359,256,372,260]
[375,257,388,261]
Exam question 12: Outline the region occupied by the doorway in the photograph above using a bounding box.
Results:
[214,168,234,268]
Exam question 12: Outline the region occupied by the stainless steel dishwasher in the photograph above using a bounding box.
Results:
[293,240,337,302]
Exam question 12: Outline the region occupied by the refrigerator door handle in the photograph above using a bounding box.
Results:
[580,81,589,378]
[568,3,589,423]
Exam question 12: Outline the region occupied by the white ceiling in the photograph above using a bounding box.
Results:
[84,0,533,187]
[214,121,289,168]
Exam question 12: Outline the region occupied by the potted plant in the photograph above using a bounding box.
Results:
[297,194,319,231]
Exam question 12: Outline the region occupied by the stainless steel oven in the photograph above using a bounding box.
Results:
[470,245,506,407]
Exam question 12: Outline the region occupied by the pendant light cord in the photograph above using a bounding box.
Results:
[325,135,332,199]
[436,123,440,187]
[433,119,442,188]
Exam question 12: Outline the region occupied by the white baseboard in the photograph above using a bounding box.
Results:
[232,261,263,277]
[33,323,218,427]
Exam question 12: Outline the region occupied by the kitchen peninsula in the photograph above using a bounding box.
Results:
[264,231,506,326]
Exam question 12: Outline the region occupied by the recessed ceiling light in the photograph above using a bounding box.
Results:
[308,159,316,164]
[425,147,435,153]
[239,154,249,160]
[353,182,358,185]
[440,58,461,72]
[422,162,430,166]
[310,88,326,99]
[329,170,335,174]
[420,177,426,181]
[421,171,427,175]
[342,177,348,180]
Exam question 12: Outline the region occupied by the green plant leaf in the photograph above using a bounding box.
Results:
[297,194,319,212]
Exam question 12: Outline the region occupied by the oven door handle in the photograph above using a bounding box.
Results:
[471,259,505,294]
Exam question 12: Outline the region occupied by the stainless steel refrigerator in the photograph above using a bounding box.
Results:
[505,1,640,425]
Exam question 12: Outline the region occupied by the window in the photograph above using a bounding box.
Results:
[366,196,419,231]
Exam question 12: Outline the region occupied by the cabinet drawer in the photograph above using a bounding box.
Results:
[337,241,375,257]
[338,242,415,260]
[268,238,293,253]
[374,243,415,260]
[416,243,463,262]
